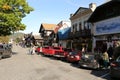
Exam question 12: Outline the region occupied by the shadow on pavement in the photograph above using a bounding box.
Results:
[90,69,110,80]
[12,52,18,55]
[70,63,111,80]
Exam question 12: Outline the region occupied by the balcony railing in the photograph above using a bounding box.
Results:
[68,32,75,39]
[75,29,92,38]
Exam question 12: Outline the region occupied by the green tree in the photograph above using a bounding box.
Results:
[0,0,34,36]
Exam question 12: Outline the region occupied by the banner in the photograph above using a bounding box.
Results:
[95,16,120,35]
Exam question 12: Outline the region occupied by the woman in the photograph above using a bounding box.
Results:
[102,50,109,69]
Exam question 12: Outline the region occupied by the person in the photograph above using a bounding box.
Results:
[82,46,86,54]
[28,43,35,55]
[29,46,33,55]
[107,45,113,61]
[32,45,36,54]
[102,50,109,69]
[96,53,104,68]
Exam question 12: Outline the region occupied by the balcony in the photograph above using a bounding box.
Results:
[75,29,92,38]
[68,32,75,39]
[68,29,92,39]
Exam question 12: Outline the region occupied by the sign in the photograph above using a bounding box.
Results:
[95,16,120,35]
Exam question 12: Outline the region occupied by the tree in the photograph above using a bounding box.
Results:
[0,0,34,36]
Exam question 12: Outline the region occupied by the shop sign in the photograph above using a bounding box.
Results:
[95,16,120,35]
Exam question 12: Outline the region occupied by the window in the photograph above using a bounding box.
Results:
[88,23,91,29]
[79,22,82,31]
[72,25,75,32]
[75,23,77,31]
[84,21,89,30]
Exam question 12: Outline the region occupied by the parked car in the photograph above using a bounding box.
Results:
[60,48,73,60]
[66,50,82,63]
[35,46,42,55]
[42,46,53,56]
[110,56,120,79]
[78,54,99,69]
[0,44,12,60]
[52,46,64,58]
[62,48,73,57]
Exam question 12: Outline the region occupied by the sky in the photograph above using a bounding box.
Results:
[21,0,107,34]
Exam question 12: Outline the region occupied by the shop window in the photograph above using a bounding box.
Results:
[107,36,112,42]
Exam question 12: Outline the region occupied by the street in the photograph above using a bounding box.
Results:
[0,44,111,80]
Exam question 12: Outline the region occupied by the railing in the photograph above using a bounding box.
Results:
[68,32,74,39]
[74,29,92,38]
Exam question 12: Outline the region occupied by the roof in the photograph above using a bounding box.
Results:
[54,25,62,33]
[41,23,56,30]
[33,35,43,40]
[88,0,120,22]
[73,7,89,16]
[70,7,91,20]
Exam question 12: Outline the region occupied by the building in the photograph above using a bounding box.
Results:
[32,33,43,46]
[47,20,71,47]
[69,3,96,51]
[39,23,56,46]
[88,0,120,53]
[57,20,71,48]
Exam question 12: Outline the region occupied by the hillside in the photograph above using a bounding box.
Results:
[9,32,25,40]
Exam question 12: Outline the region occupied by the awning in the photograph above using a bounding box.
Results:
[58,27,71,40]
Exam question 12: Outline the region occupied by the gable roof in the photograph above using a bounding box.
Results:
[73,7,89,16]
[34,35,43,40]
[32,33,43,40]
[70,7,91,20]
[54,23,63,33]
[88,0,120,22]
[39,23,56,33]
[41,23,56,30]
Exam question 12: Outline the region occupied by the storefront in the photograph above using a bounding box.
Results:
[58,27,71,48]
[88,0,120,53]
[94,16,120,51]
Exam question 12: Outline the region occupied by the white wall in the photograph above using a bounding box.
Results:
[71,13,92,31]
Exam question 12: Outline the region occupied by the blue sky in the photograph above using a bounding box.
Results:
[21,0,106,33]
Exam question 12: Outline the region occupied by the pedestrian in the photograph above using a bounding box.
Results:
[102,50,109,69]
[82,46,86,54]
[28,43,35,55]
[28,46,33,55]
[97,53,104,68]
[107,45,113,61]
[32,45,36,54]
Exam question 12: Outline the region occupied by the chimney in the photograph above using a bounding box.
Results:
[70,14,73,18]
[89,3,97,11]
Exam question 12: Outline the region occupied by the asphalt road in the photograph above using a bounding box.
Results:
[0,44,111,80]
